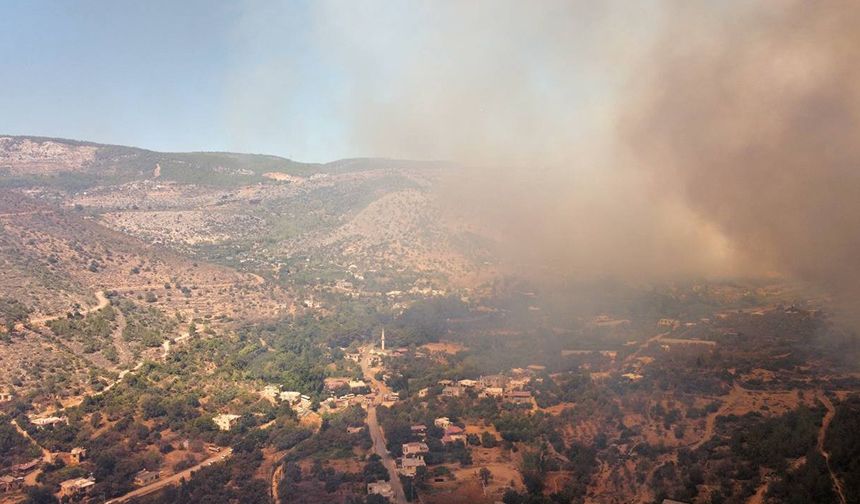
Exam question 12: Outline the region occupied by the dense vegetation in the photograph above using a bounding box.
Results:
[0,414,41,468]
[824,396,860,502]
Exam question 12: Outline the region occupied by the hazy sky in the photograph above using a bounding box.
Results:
[0,1,658,162]
[4,1,859,314]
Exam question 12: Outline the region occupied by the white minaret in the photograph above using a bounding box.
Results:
[380,327,385,351]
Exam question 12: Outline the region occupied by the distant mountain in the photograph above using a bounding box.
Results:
[0,134,490,292]
[0,135,451,190]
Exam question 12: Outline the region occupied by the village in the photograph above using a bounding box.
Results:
[3,295,855,504]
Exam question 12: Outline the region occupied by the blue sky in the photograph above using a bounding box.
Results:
[0,1,660,163]
[0,0,344,160]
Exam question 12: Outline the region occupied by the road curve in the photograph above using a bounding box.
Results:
[29,290,110,326]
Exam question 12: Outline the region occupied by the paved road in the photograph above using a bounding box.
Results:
[360,348,407,504]
[105,448,233,503]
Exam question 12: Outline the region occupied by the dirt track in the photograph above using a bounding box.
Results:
[28,290,109,325]
[818,394,847,504]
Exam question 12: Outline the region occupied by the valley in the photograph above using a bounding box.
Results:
[0,136,858,504]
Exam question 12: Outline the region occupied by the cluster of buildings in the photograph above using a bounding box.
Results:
[320,393,370,413]
[260,384,314,415]
[1,460,35,494]
[323,377,369,393]
[434,371,536,406]
[398,441,429,476]
[322,377,374,413]
[318,372,398,413]
[48,461,163,499]
[0,448,90,497]
[432,418,467,445]
[0,475,23,493]
[390,418,471,477]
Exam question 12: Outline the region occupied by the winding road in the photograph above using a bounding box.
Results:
[28,290,110,326]
[817,393,847,504]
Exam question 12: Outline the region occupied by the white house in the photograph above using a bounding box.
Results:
[434,417,451,429]
[213,414,241,431]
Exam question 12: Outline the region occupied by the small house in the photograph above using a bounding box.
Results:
[398,456,426,476]
[442,425,466,445]
[504,390,533,405]
[434,417,451,429]
[402,442,429,458]
[30,416,67,429]
[481,387,504,398]
[367,480,394,499]
[442,385,463,398]
[70,447,87,465]
[279,391,301,404]
[58,477,95,499]
[134,469,160,486]
[213,414,241,431]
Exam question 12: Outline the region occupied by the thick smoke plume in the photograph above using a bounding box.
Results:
[234,1,860,307]
[293,1,739,282]
[627,1,860,313]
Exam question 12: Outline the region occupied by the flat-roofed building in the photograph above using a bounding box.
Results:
[504,390,533,405]
[70,447,87,465]
[134,469,160,486]
[30,416,67,429]
[367,480,394,499]
[213,413,241,431]
[434,417,451,429]
[481,387,504,398]
[402,442,429,458]
[58,476,95,499]
[398,456,426,477]
[442,385,463,397]
[279,391,301,404]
